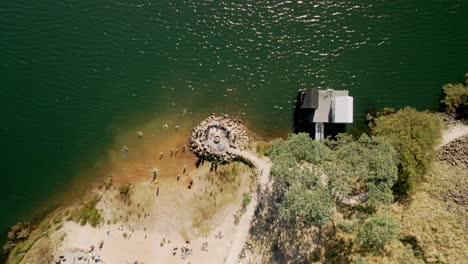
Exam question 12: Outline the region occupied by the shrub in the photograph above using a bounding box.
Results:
[440,73,468,117]
[369,107,441,194]
[241,192,251,210]
[337,220,355,233]
[356,215,400,251]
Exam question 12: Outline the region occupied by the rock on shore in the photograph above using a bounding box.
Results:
[189,114,249,164]
[438,135,468,168]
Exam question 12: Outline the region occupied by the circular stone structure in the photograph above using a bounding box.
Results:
[190,114,249,164]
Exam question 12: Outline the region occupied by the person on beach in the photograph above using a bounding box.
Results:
[156,186,160,196]
[183,165,186,174]
[182,145,186,152]
[152,168,159,182]
[175,148,178,155]
[177,175,180,181]
[188,179,193,189]
[160,152,164,159]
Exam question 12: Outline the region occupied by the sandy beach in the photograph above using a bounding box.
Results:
[54,158,255,264]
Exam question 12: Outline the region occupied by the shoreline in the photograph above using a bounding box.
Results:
[6,109,467,263]
[3,113,267,264]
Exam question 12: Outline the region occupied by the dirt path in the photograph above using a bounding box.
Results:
[440,123,468,148]
[224,121,468,263]
[225,149,271,264]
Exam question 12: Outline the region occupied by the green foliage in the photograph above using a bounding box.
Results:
[354,255,366,264]
[269,133,330,165]
[73,194,103,227]
[279,185,334,227]
[440,73,468,117]
[270,133,330,189]
[326,134,399,207]
[241,192,252,209]
[270,133,334,227]
[323,133,355,150]
[356,215,400,251]
[337,220,356,233]
[119,183,131,196]
[369,107,441,194]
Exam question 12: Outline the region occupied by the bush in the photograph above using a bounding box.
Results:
[440,73,468,118]
[356,215,400,251]
[241,192,252,210]
[369,107,441,194]
[337,220,355,233]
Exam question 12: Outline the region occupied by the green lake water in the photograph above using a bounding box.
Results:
[0,0,467,241]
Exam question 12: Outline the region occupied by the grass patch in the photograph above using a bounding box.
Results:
[337,219,356,234]
[241,192,252,210]
[100,177,113,190]
[256,141,271,156]
[119,183,131,196]
[192,163,251,236]
[5,211,66,264]
[362,162,467,263]
[390,162,468,263]
[72,194,103,227]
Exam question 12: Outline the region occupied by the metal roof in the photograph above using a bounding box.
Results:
[300,89,352,123]
[300,90,319,109]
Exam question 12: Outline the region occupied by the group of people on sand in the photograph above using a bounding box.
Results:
[158,144,186,160]
[151,156,193,197]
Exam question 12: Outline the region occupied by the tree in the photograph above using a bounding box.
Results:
[326,134,399,207]
[279,184,334,227]
[440,73,468,118]
[270,133,334,227]
[269,133,330,192]
[356,215,400,251]
[269,133,330,165]
[369,108,441,194]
